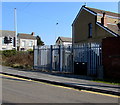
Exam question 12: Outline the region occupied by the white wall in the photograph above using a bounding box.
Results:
[0,37,16,50]
[56,39,72,45]
[63,42,72,45]
[19,38,37,50]
[56,41,72,45]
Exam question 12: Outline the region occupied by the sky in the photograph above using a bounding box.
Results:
[1,2,119,45]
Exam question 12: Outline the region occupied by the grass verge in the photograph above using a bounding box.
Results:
[92,78,120,85]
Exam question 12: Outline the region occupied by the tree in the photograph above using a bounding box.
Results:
[36,36,44,46]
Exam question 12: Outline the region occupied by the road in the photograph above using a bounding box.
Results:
[2,74,119,104]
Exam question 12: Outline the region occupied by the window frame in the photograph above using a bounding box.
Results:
[88,23,92,38]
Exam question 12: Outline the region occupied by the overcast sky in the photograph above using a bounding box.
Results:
[2,2,119,45]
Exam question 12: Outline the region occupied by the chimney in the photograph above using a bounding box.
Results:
[31,32,35,36]
[101,12,107,27]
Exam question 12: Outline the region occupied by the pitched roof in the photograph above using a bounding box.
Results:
[86,7,119,36]
[107,24,119,35]
[86,7,119,17]
[73,6,120,25]
[85,7,120,35]
[0,30,15,37]
[96,22,119,37]
[18,33,36,40]
[72,6,120,36]
[56,37,72,43]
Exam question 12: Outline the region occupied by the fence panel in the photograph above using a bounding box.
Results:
[34,46,38,67]
[73,43,102,76]
[52,45,60,71]
[62,45,72,73]
[34,43,102,76]
[34,46,51,71]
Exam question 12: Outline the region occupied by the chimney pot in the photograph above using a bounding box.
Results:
[31,32,35,36]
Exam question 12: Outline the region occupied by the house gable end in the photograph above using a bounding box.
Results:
[56,37,62,43]
[72,6,97,26]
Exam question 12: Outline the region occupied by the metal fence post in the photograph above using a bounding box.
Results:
[60,45,63,72]
[50,45,53,72]
[58,45,61,72]
[33,45,35,69]
[37,46,39,68]
[72,44,74,73]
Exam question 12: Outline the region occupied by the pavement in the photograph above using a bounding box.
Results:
[1,66,120,96]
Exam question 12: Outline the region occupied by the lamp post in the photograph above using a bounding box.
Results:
[55,22,58,44]
[14,8,17,50]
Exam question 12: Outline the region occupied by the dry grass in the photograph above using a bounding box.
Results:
[2,51,33,69]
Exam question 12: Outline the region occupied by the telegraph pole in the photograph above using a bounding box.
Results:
[55,22,58,44]
[14,8,17,50]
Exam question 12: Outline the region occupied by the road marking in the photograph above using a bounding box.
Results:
[81,90,119,98]
[1,73,120,98]
[1,74,32,81]
[1,74,78,91]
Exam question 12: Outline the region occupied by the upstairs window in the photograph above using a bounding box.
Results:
[88,23,92,38]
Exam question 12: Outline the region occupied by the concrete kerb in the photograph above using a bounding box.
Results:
[1,72,120,96]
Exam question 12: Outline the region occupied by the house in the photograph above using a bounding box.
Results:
[0,30,37,51]
[0,30,16,50]
[56,36,72,45]
[17,32,37,51]
[72,6,120,44]
[72,6,120,77]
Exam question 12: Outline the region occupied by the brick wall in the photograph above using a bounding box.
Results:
[102,37,120,79]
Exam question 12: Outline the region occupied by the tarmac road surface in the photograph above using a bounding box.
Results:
[2,74,119,104]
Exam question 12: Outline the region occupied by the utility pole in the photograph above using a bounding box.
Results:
[14,8,17,50]
[55,22,58,44]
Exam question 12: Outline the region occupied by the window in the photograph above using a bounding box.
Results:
[22,41,25,47]
[3,36,8,44]
[21,48,25,51]
[9,37,13,44]
[2,38,4,44]
[88,23,92,38]
[3,36,13,44]
[29,41,33,47]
